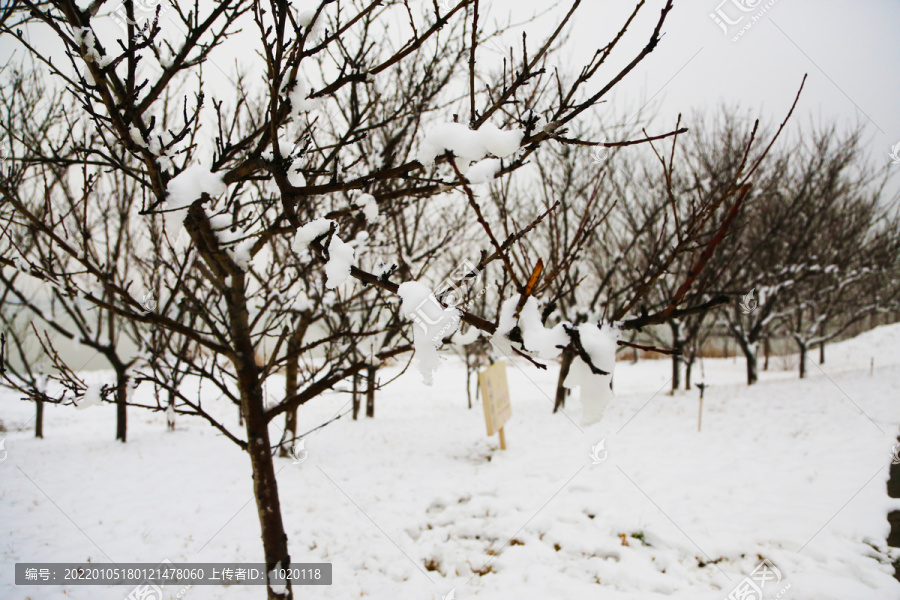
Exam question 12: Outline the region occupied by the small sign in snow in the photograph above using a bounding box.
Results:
[478,361,512,449]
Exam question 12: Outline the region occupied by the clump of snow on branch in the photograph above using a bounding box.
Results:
[292,218,333,251]
[477,123,525,157]
[287,164,306,187]
[518,298,570,359]
[466,159,501,184]
[72,27,102,63]
[495,296,569,359]
[75,384,104,410]
[165,165,227,211]
[452,326,480,347]
[355,194,379,222]
[399,281,461,385]
[323,235,355,288]
[292,218,356,288]
[263,141,307,186]
[207,211,255,271]
[129,126,145,148]
[565,323,620,426]
[283,77,319,117]
[292,292,314,312]
[295,2,327,38]
[494,293,621,425]
[416,122,524,175]
[495,296,569,360]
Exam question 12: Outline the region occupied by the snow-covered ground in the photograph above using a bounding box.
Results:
[3,324,900,599]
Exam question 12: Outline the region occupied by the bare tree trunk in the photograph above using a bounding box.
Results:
[229,287,292,599]
[747,350,758,384]
[799,342,808,379]
[366,366,376,418]
[554,349,574,413]
[35,398,43,438]
[763,336,770,371]
[352,373,360,420]
[685,356,693,391]
[279,323,308,457]
[671,345,683,394]
[465,352,473,409]
[115,367,127,442]
[238,365,292,599]
[279,336,300,458]
[670,322,683,395]
[737,338,758,385]
[819,342,825,364]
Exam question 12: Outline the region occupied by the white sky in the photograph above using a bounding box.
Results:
[481,0,900,180]
[4,0,898,185]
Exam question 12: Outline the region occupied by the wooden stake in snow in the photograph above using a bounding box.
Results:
[479,361,512,450]
[695,382,707,432]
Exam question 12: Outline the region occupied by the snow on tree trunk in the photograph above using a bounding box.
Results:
[166,398,176,431]
[554,349,574,413]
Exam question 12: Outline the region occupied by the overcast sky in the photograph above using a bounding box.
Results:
[480,0,900,178]
[4,0,899,185]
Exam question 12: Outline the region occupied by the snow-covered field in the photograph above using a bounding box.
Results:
[3,324,900,599]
